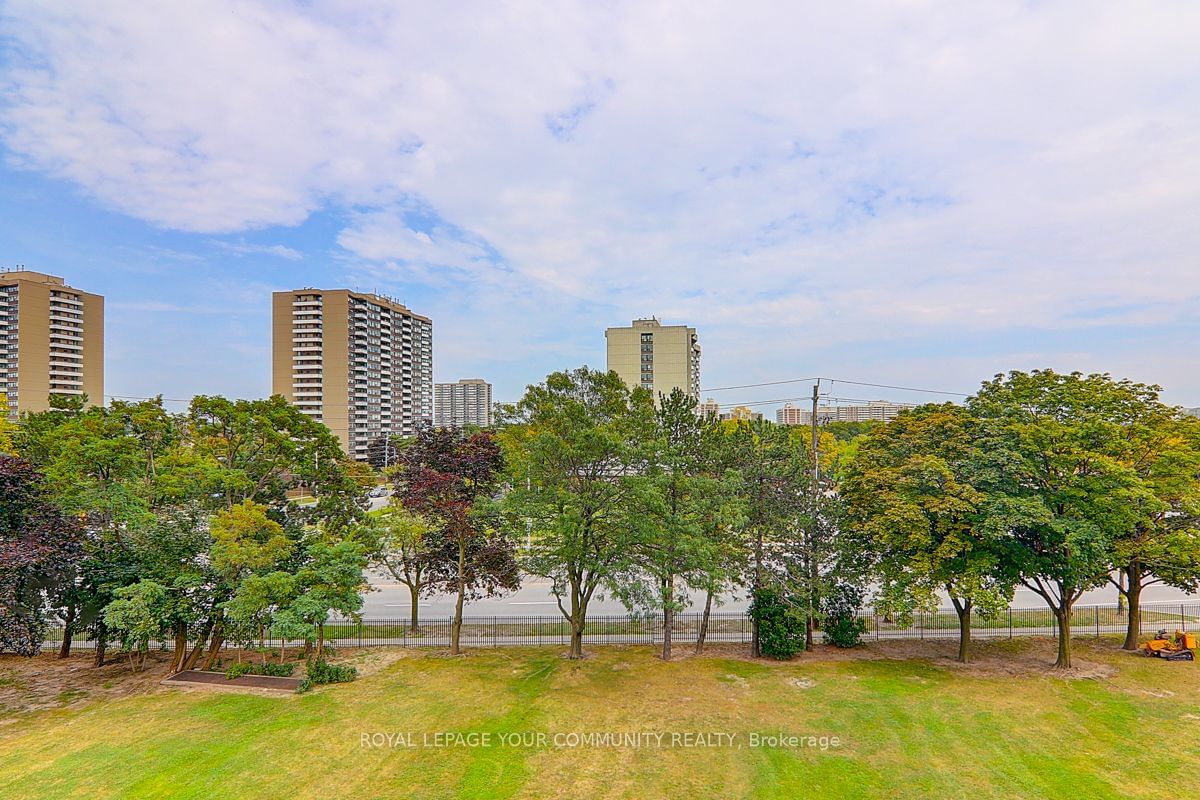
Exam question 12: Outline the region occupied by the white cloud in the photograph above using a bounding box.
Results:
[2,0,1200,399]
[212,241,303,260]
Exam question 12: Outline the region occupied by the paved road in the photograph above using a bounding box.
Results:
[364,493,1200,617]
[361,573,1200,619]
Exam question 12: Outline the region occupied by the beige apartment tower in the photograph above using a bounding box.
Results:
[272,289,432,459]
[434,378,493,428]
[0,270,103,418]
[605,318,700,400]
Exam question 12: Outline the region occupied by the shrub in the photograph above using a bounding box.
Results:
[224,662,254,680]
[822,583,868,648]
[259,662,295,677]
[749,586,807,659]
[298,659,357,693]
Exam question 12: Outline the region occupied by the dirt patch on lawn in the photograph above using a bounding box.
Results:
[0,651,175,720]
[0,646,376,721]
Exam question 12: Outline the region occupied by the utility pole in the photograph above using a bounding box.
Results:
[811,381,820,484]
[807,380,820,650]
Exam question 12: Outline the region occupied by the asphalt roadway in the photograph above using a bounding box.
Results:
[362,495,1200,618]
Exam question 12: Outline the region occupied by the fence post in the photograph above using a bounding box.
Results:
[1094,606,1099,638]
[1008,608,1013,640]
[1182,604,1187,632]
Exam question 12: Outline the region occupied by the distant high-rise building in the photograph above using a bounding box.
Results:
[720,405,762,422]
[776,402,806,426]
[605,317,700,401]
[699,397,720,417]
[434,378,493,428]
[777,400,912,426]
[272,288,432,459]
[0,269,103,418]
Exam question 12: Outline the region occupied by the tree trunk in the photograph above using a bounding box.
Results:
[451,538,466,655]
[1054,607,1072,669]
[952,598,972,664]
[695,590,713,655]
[1122,564,1143,651]
[58,604,76,659]
[93,623,107,667]
[183,618,215,671]
[569,615,584,660]
[751,526,763,658]
[661,575,673,662]
[169,622,188,673]
[409,582,421,633]
[201,621,225,671]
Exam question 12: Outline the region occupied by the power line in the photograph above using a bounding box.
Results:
[823,378,970,397]
[700,376,964,398]
[700,376,819,393]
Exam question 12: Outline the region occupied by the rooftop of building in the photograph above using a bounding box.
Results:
[277,287,431,323]
[1,269,66,285]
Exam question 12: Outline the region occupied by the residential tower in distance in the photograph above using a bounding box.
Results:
[776,400,912,426]
[272,288,432,459]
[434,378,493,428]
[605,317,700,400]
[0,269,103,419]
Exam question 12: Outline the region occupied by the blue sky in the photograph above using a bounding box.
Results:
[2,1,1199,414]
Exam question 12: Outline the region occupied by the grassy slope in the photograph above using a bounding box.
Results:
[1,641,1199,800]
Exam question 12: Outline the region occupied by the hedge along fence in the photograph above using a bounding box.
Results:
[38,602,1200,652]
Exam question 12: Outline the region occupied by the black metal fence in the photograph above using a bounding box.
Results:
[39,602,1200,653]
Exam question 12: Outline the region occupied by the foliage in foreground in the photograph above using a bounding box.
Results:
[748,586,807,659]
[297,658,357,692]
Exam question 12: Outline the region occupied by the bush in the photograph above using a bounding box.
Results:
[822,583,868,648]
[224,661,295,679]
[224,662,254,680]
[259,662,295,677]
[298,659,357,693]
[749,586,807,659]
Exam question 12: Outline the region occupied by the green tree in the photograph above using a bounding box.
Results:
[229,539,366,661]
[1107,410,1200,649]
[498,367,654,659]
[617,389,742,660]
[367,506,437,633]
[970,370,1154,668]
[193,500,294,668]
[187,395,363,526]
[719,420,826,656]
[14,399,171,663]
[842,404,1013,663]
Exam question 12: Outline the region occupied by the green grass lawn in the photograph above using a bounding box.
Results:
[2,639,1199,799]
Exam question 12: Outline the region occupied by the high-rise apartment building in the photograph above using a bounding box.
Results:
[699,397,720,417]
[720,405,762,422]
[272,288,432,459]
[777,400,912,426]
[605,318,700,400]
[434,378,493,428]
[0,270,103,418]
[776,402,806,426]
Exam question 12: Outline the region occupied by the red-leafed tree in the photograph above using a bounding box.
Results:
[0,454,84,656]
[394,426,518,654]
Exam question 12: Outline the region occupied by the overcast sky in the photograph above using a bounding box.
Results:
[2,1,1198,413]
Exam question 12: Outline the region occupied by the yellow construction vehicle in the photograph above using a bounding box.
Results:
[1142,629,1197,661]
